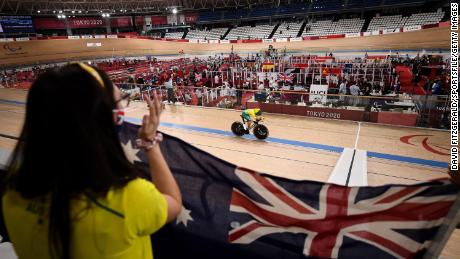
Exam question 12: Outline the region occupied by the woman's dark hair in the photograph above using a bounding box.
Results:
[3,63,139,259]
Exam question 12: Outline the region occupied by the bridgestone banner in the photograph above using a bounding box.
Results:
[383,28,400,34]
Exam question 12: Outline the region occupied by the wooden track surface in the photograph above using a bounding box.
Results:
[0,27,450,67]
[0,88,458,258]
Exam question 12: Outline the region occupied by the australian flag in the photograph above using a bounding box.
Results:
[119,122,459,259]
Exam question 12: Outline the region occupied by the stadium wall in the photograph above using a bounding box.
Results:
[0,26,450,67]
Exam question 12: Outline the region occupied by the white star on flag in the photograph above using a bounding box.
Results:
[176,206,193,227]
[121,140,141,163]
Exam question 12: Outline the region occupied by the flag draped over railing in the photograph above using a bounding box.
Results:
[118,122,459,259]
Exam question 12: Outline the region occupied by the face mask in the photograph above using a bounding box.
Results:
[113,109,125,133]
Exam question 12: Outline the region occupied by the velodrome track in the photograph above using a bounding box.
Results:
[0,26,450,67]
[0,88,458,258]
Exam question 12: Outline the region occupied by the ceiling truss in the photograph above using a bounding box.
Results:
[0,0,286,15]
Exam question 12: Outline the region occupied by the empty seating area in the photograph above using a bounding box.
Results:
[367,15,408,31]
[404,11,445,27]
[272,22,303,39]
[332,18,365,34]
[186,27,227,40]
[165,32,185,39]
[183,9,444,40]
[303,20,334,36]
[224,24,275,40]
[303,18,364,36]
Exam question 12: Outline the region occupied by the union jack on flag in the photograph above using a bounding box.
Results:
[277,73,294,82]
[229,168,457,259]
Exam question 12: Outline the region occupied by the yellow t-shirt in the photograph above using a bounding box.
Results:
[2,178,168,259]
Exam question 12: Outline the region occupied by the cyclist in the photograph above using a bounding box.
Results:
[242,108,263,134]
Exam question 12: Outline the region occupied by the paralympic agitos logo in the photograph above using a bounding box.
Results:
[3,43,22,52]
[2,43,26,55]
[400,135,450,156]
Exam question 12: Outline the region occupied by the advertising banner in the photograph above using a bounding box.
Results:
[289,37,302,42]
[0,16,34,33]
[15,37,30,41]
[403,25,422,32]
[87,42,102,47]
[345,33,360,38]
[383,28,401,34]
[0,38,14,42]
[309,84,329,104]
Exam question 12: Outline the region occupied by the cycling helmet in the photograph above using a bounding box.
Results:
[255,109,262,116]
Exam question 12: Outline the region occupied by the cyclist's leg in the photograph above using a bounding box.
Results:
[242,113,250,133]
[247,120,253,133]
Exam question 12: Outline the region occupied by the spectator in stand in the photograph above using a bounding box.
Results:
[424,79,432,93]
[223,82,231,97]
[432,80,442,95]
[363,86,371,96]
[236,83,243,105]
[165,77,175,104]
[137,76,145,86]
[350,82,361,106]
[395,81,401,94]
[214,74,220,86]
[184,91,192,104]
[339,80,347,95]
[258,82,265,93]
[195,88,203,106]
[379,81,385,94]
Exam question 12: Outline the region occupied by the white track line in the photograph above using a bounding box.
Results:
[354,122,361,150]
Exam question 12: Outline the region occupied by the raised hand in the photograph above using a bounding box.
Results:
[139,91,163,141]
